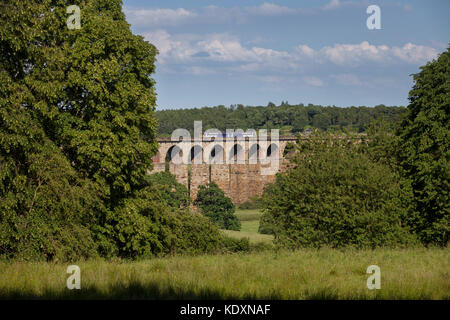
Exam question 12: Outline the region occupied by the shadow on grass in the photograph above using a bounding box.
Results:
[0,281,276,300]
[0,281,344,300]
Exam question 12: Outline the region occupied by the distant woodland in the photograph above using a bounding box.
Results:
[155,103,407,136]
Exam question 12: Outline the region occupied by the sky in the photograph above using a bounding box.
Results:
[123,0,449,110]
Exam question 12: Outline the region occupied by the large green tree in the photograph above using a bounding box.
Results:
[260,132,418,249]
[0,0,158,204]
[0,0,161,260]
[397,47,449,246]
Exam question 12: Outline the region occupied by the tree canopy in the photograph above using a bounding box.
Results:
[397,47,449,246]
[155,103,406,136]
[194,182,241,231]
[260,131,418,249]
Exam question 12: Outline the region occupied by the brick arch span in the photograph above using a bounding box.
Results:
[150,136,297,204]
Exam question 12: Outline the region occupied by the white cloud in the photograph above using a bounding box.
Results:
[143,30,198,63]
[323,0,341,11]
[186,66,216,76]
[124,2,359,28]
[124,3,299,28]
[255,75,285,83]
[245,3,298,16]
[330,73,363,86]
[321,41,391,66]
[297,41,439,66]
[144,30,439,81]
[296,45,315,58]
[391,43,439,64]
[144,31,293,71]
[303,76,324,87]
[125,2,416,28]
[124,8,197,27]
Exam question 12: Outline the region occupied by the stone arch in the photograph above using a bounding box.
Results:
[229,143,245,163]
[166,145,183,164]
[209,144,225,164]
[248,143,261,163]
[189,145,204,164]
[266,143,279,159]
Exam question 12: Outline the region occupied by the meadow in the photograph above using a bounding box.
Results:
[0,210,448,300]
[0,248,448,300]
[221,209,274,245]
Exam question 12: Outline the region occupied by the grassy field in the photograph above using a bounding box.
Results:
[0,248,448,299]
[221,209,274,245]
[1,210,448,300]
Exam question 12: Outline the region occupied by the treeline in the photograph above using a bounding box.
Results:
[155,104,407,136]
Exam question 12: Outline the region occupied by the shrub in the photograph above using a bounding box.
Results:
[238,195,264,210]
[194,182,241,231]
[145,171,190,209]
[262,132,419,249]
[220,236,250,253]
[258,212,275,235]
[170,211,223,255]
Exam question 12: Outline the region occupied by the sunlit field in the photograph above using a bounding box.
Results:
[1,210,448,300]
[221,209,274,245]
[0,248,447,300]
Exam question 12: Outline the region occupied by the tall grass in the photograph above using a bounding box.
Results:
[0,248,448,299]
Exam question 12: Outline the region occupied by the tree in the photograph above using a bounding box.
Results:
[145,171,190,209]
[0,119,103,261]
[0,0,159,205]
[312,113,331,131]
[292,110,309,132]
[397,47,450,246]
[0,0,161,260]
[194,182,241,231]
[260,132,418,249]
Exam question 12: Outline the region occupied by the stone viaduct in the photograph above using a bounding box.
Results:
[149,136,297,204]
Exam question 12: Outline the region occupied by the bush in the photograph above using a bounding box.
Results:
[238,201,255,210]
[194,182,241,231]
[170,211,223,255]
[145,171,190,209]
[238,195,264,210]
[262,132,419,249]
[219,236,250,253]
[258,212,275,235]
[101,185,224,259]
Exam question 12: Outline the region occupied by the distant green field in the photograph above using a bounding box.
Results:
[235,209,263,221]
[1,248,447,299]
[221,209,274,244]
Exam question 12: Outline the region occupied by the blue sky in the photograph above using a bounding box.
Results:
[123,0,449,110]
